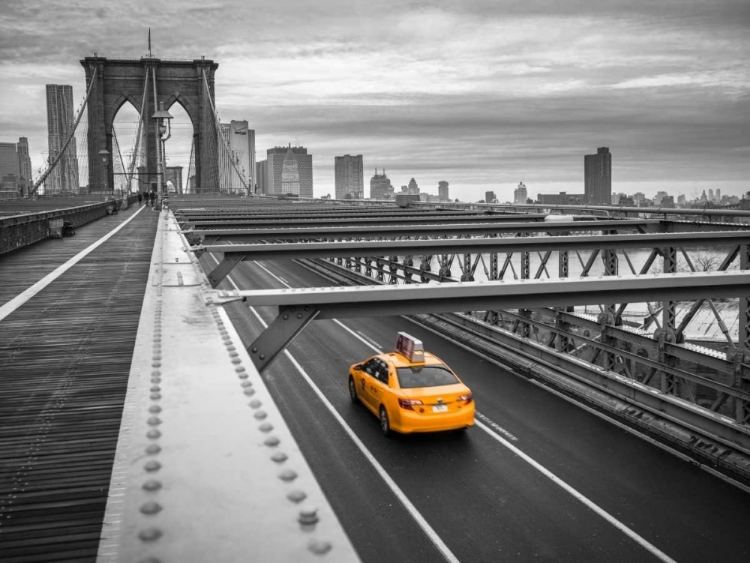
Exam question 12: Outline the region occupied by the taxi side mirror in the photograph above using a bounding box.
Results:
[354,364,362,371]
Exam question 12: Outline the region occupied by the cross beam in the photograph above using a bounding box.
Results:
[211,271,750,371]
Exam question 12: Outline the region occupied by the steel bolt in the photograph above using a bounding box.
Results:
[144,461,162,472]
[146,430,161,440]
[308,539,332,555]
[298,507,319,525]
[287,490,306,503]
[138,527,163,542]
[142,479,162,492]
[140,501,163,515]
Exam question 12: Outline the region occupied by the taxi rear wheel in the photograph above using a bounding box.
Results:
[348,377,359,404]
[379,406,391,437]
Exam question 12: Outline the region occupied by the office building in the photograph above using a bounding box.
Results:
[218,120,255,194]
[438,181,449,201]
[45,85,79,194]
[584,147,611,205]
[407,178,419,195]
[370,169,394,199]
[334,154,364,199]
[266,145,313,197]
[514,182,528,204]
[0,142,19,197]
[17,138,32,196]
[485,191,496,204]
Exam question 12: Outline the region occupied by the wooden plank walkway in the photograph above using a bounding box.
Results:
[0,202,158,562]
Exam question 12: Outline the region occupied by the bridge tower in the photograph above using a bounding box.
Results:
[81,56,219,195]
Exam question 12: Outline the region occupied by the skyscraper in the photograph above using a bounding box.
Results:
[45,85,79,194]
[218,121,255,194]
[514,182,528,204]
[407,178,419,195]
[334,154,364,199]
[0,142,19,196]
[438,181,449,201]
[584,147,611,205]
[370,169,393,199]
[266,145,313,197]
[17,138,32,196]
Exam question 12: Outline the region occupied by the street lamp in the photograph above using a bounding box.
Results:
[151,102,173,210]
[98,149,109,193]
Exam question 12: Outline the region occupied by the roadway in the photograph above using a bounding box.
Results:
[209,253,750,563]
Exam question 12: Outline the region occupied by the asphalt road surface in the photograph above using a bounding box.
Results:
[207,254,750,563]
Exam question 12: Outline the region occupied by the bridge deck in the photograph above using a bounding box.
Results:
[0,202,158,561]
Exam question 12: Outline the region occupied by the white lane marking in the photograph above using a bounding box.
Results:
[248,306,460,563]
[475,412,518,442]
[475,419,677,563]
[0,206,146,323]
[223,257,678,561]
[255,260,291,287]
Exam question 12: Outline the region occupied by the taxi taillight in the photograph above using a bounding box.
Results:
[457,393,473,404]
[398,398,424,410]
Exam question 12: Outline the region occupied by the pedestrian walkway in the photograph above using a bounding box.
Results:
[0,202,159,561]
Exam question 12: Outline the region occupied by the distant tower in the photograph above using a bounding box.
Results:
[370,169,394,199]
[218,120,255,194]
[334,154,364,199]
[266,145,313,197]
[407,178,419,195]
[514,182,528,204]
[45,85,79,194]
[438,180,449,201]
[17,137,32,196]
[584,147,611,205]
[485,191,496,203]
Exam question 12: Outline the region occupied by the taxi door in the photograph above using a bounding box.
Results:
[358,358,380,413]
[367,360,390,410]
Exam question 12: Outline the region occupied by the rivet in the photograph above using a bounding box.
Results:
[287,490,306,503]
[140,501,163,515]
[235,366,246,373]
[151,362,161,368]
[228,352,239,358]
[231,358,242,364]
[225,346,236,351]
[150,377,161,384]
[238,373,249,379]
[283,314,289,320]
[144,461,161,472]
[241,381,253,388]
[251,347,258,354]
[152,355,162,361]
[308,539,332,555]
[149,405,162,413]
[264,437,280,447]
[297,313,303,319]
[222,335,232,341]
[150,393,161,400]
[259,423,274,433]
[253,411,267,420]
[138,527,163,542]
[137,557,162,563]
[146,429,161,439]
[147,416,162,426]
[244,388,256,396]
[259,354,265,360]
[151,370,161,377]
[271,452,288,463]
[145,444,161,455]
[150,386,160,392]
[298,507,319,525]
[142,480,162,492]
[278,469,298,482]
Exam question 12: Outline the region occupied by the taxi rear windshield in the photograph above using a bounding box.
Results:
[396,366,459,389]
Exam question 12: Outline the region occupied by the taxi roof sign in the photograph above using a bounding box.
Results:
[395,332,425,363]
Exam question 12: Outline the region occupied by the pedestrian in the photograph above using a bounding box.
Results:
[150,191,156,207]
[137,192,143,206]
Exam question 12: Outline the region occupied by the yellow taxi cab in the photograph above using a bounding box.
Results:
[348,332,475,436]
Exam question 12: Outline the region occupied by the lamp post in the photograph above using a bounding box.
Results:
[98,149,109,194]
[151,102,173,211]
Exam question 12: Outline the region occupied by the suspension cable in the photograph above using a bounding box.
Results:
[30,67,98,196]
[201,68,249,192]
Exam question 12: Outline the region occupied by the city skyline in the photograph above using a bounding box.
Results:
[0,1,747,202]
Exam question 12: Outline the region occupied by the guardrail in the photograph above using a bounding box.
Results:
[0,195,139,255]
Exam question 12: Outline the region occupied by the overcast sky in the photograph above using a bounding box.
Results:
[1,0,748,201]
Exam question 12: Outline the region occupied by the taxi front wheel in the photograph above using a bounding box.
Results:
[348,377,359,405]
[379,406,392,437]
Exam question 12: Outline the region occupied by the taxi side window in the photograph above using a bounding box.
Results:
[363,359,378,377]
[375,360,390,385]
